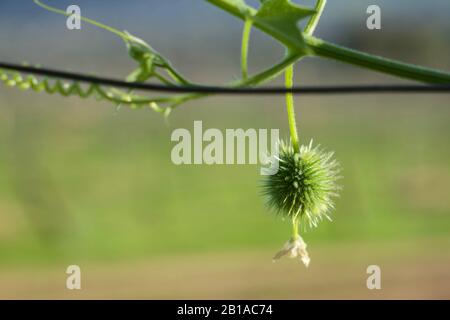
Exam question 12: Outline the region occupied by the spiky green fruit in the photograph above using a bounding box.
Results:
[263,140,341,228]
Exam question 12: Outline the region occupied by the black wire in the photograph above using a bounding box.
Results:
[1,62,450,95]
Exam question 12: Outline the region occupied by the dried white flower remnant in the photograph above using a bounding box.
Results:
[273,236,310,267]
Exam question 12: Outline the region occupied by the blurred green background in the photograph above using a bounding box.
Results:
[0,0,449,299]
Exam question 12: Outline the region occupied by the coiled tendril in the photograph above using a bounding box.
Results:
[0,68,169,112]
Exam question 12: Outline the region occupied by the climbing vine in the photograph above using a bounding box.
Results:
[1,0,449,266]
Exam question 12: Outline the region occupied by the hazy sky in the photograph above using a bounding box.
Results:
[1,0,449,26]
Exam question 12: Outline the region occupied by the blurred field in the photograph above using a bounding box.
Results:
[1,238,449,299]
[1,0,450,299]
[0,91,449,299]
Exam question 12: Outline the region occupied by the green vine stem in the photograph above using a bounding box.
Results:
[33,0,191,86]
[292,216,299,240]
[241,19,253,80]
[4,0,448,113]
[285,65,299,153]
[169,52,304,110]
[171,0,327,109]
[286,0,326,240]
[304,0,326,36]
[207,0,450,84]
[305,36,450,84]
[285,0,326,155]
